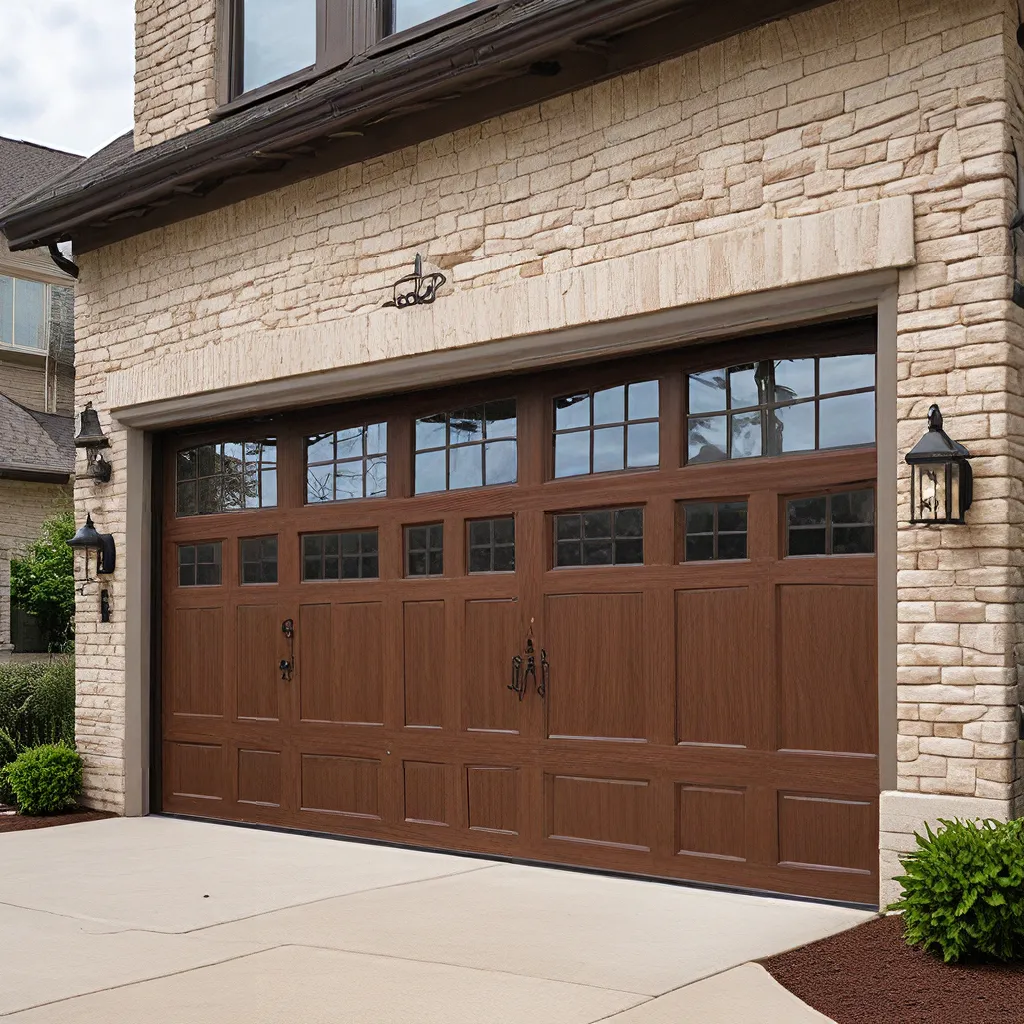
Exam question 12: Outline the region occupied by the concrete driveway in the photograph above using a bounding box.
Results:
[0,818,869,1022]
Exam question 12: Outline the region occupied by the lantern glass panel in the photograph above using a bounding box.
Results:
[950,461,961,521]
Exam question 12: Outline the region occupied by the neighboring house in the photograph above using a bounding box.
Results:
[0,138,81,657]
[2,0,1024,910]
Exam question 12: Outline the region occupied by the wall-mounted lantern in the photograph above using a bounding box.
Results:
[67,514,116,587]
[74,403,112,483]
[905,404,973,525]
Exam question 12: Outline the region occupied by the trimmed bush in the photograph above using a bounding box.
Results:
[0,658,75,804]
[890,818,1024,963]
[3,743,83,815]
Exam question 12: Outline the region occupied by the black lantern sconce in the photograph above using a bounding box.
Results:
[67,514,116,588]
[905,404,974,525]
[75,403,112,483]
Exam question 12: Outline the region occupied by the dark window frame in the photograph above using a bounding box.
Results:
[680,500,748,563]
[784,486,876,558]
[405,522,445,577]
[552,507,644,569]
[175,438,278,518]
[240,534,280,584]
[301,529,380,581]
[305,421,388,504]
[467,516,516,574]
[177,542,224,587]
[219,0,497,106]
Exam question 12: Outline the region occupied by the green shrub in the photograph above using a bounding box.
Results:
[3,743,82,815]
[0,658,75,804]
[890,818,1024,963]
[10,511,75,653]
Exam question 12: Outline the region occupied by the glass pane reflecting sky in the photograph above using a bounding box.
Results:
[393,0,477,34]
[243,0,316,93]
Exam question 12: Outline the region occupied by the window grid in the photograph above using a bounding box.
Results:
[406,523,444,577]
[306,422,387,504]
[176,440,278,517]
[553,380,660,479]
[554,508,644,568]
[177,542,223,587]
[786,489,875,557]
[240,535,279,584]
[682,501,748,562]
[414,400,517,495]
[686,355,875,464]
[468,517,515,573]
[302,531,379,581]
[0,275,49,352]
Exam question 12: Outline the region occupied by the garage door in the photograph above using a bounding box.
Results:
[159,318,879,904]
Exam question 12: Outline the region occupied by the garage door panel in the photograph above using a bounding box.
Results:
[546,774,650,853]
[462,599,520,734]
[467,766,519,835]
[676,783,747,861]
[236,605,281,721]
[300,753,381,819]
[404,601,446,729]
[777,584,877,755]
[403,760,448,826]
[165,741,225,802]
[545,593,645,742]
[166,607,224,719]
[676,587,764,749]
[777,793,876,875]
[299,602,385,726]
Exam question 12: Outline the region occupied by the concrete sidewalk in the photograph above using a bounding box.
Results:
[0,817,869,1022]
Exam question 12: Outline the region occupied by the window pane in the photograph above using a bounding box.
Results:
[242,0,316,93]
[832,526,874,555]
[685,535,714,562]
[305,433,334,463]
[593,386,625,425]
[788,496,827,526]
[685,503,714,535]
[469,547,492,573]
[688,369,727,414]
[832,489,875,525]
[728,364,759,409]
[592,427,624,473]
[556,540,582,567]
[687,416,727,463]
[582,511,612,539]
[820,353,874,394]
[366,456,388,497]
[415,449,446,494]
[717,533,747,560]
[469,520,492,547]
[627,422,659,468]
[614,538,644,564]
[819,392,875,449]
[555,393,590,430]
[450,407,484,445]
[773,359,815,402]
[789,528,827,556]
[718,502,747,533]
[730,411,762,459]
[493,545,515,572]
[306,464,333,503]
[13,279,46,350]
[335,461,363,501]
[0,276,11,346]
[366,422,388,456]
[556,515,580,541]
[628,380,660,419]
[555,431,590,478]
[769,401,815,456]
[176,482,197,517]
[583,539,613,565]
[614,508,643,537]
[392,0,477,34]
[485,400,517,439]
[415,415,447,450]
[485,440,517,485]
[335,427,363,461]
[450,444,483,490]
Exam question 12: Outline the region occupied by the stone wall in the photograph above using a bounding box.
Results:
[82,0,1024,897]
[134,0,217,150]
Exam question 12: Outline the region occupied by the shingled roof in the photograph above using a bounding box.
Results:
[0,137,83,212]
[0,393,74,482]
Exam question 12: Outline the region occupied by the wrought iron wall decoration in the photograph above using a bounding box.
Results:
[383,254,447,309]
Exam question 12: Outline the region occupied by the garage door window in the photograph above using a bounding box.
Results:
[686,354,874,463]
[306,423,387,503]
[681,501,748,561]
[786,489,874,556]
[554,508,643,567]
[302,530,379,580]
[176,440,278,515]
[177,542,222,586]
[240,535,279,583]
[415,400,517,494]
[554,381,659,478]
[406,523,444,576]
[468,517,515,573]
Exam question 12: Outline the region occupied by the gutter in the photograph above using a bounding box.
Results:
[0,465,72,484]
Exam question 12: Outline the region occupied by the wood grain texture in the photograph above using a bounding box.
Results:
[778,793,876,875]
[238,748,282,806]
[404,761,448,826]
[236,604,280,721]
[300,754,381,819]
[547,774,650,852]
[677,784,746,861]
[466,765,518,835]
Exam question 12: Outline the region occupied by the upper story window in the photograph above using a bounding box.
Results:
[0,275,48,352]
[176,440,278,516]
[229,0,488,100]
[686,354,875,464]
[237,0,317,94]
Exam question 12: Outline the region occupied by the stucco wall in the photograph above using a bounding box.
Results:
[85,0,1024,899]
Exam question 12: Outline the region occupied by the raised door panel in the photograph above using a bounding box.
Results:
[676,784,746,861]
[676,587,762,748]
[404,601,445,729]
[463,599,520,734]
[778,793,876,875]
[166,607,224,719]
[547,774,650,852]
[404,761,448,826]
[300,754,381,819]
[545,593,645,742]
[777,585,877,755]
[300,602,385,725]
[238,749,281,807]
[165,741,224,802]
[236,605,280,721]
[467,766,518,835]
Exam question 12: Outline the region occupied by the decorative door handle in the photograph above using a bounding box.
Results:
[281,618,295,681]
[538,649,549,698]
[280,659,293,681]
[509,654,524,701]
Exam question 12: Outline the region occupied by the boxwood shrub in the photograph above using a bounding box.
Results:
[3,743,82,815]
[890,818,1024,963]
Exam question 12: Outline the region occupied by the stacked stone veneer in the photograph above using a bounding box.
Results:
[91,0,1024,900]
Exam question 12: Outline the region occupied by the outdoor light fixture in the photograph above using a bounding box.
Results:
[905,404,973,525]
[74,403,112,483]
[67,513,116,586]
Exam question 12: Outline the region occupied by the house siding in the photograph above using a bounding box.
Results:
[88,0,1024,902]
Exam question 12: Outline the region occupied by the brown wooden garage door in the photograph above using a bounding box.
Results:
[159,318,880,904]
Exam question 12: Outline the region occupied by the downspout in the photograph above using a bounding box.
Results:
[47,242,79,279]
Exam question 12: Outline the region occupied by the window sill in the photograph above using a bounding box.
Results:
[0,346,47,365]
[212,64,320,122]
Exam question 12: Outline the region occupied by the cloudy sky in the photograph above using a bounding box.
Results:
[0,1,135,157]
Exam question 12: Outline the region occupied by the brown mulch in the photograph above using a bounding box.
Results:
[762,914,1024,1024]
[0,807,115,833]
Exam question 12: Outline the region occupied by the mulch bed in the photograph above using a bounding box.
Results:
[0,807,115,833]
[762,914,1024,1024]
